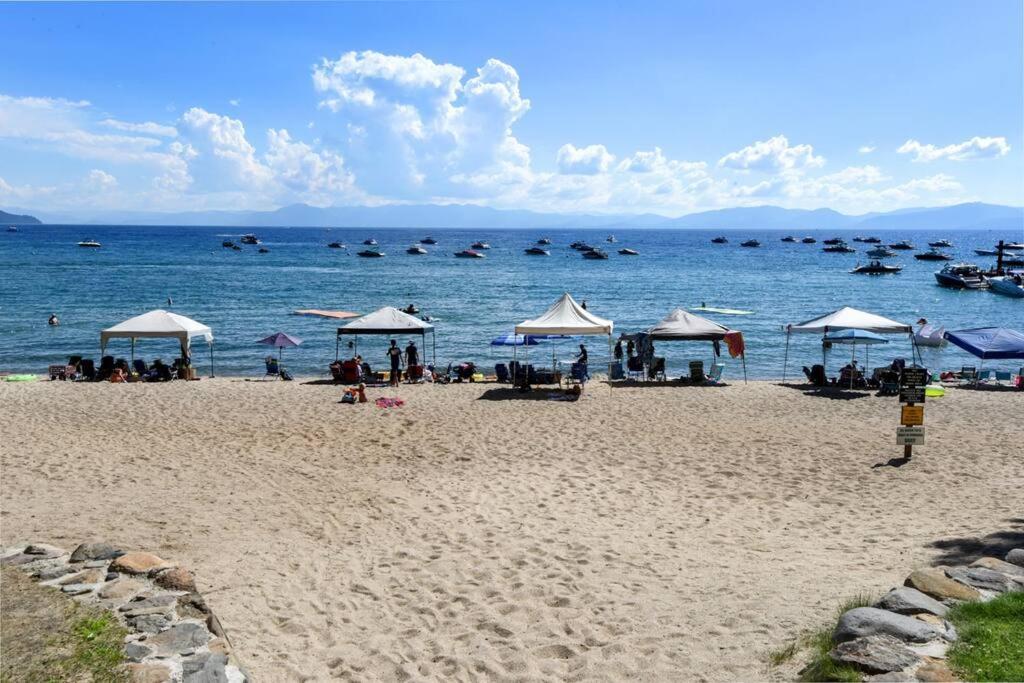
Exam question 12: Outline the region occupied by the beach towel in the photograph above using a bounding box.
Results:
[375,397,405,409]
[724,331,745,359]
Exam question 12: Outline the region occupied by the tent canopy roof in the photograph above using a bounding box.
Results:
[646,308,731,341]
[823,329,889,344]
[101,310,213,348]
[944,327,1024,359]
[338,306,434,335]
[515,293,613,336]
[786,306,911,334]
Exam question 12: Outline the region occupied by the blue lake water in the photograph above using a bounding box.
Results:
[1,225,1021,379]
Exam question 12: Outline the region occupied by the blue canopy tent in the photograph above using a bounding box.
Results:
[490,334,542,346]
[823,329,889,388]
[944,327,1024,360]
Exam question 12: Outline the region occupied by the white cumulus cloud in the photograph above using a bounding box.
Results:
[718,134,825,171]
[100,118,178,138]
[897,136,1010,162]
[85,169,118,191]
[557,144,614,175]
[858,145,876,154]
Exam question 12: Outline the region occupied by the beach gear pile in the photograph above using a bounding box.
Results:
[374,397,405,409]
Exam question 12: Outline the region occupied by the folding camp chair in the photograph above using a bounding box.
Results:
[649,357,666,382]
[705,364,725,385]
[495,363,510,383]
[959,366,977,386]
[626,356,644,381]
[264,357,281,380]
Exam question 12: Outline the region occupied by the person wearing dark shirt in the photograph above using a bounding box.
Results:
[577,344,588,366]
[387,340,403,386]
[405,341,419,380]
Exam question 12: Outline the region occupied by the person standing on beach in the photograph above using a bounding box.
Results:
[387,340,403,386]
[614,340,623,362]
[405,341,419,380]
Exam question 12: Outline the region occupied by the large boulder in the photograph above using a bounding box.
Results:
[874,587,948,617]
[971,556,1024,579]
[947,566,1019,593]
[905,568,980,601]
[834,607,943,644]
[829,634,921,674]
[181,652,229,683]
[111,552,174,576]
[1006,548,1024,568]
[69,542,122,563]
[144,623,210,657]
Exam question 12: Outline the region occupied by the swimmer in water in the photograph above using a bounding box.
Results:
[167,296,173,306]
[48,313,59,326]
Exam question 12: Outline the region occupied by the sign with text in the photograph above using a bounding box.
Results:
[896,426,925,445]
[901,368,928,387]
[899,386,926,404]
[901,405,925,426]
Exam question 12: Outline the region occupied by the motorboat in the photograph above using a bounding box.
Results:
[240,233,261,245]
[975,248,998,256]
[850,261,902,274]
[988,274,1024,298]
[77,239,102,248]
[822,237,845,245]
[231,245,242,251]
[258,247,269,253]
[618,248,639,255]
[852,236,866,242]
[406,245,428,255]
[928,239,953,248]
[740,239,760,247]
[861,236,882,243]
[801,236,817,243]
[455,249,485,258]
[914,321,947,347]
[915,248,953,261]
[570,240,593,250]
[524,246,550,255]
[470,241,491,250]
[363,238,377,245]
[582,248,609,259]
[222,240,235,248]
[711,237,728,244]
[537,237,552,245]
[823,242,856,253]
[357,249,385,257]
[866,246,895,258]
[1002,242,1024,250]
[1003,256,1024,267]
[6,226,17,232]
[781,236,798,242]
[889,240,915,250]
[327,241,345,249]
[935,263,988,289]
[421,236,438,244]
[606,235,617,243]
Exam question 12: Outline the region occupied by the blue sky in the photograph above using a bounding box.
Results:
[1,0,1021,216]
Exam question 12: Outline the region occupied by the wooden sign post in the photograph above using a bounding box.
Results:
[897,368,927,459]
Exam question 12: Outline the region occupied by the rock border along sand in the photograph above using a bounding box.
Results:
[1,541,249,682]
[810,548,1024,681]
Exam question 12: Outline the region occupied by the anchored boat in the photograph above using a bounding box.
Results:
[850,261,902,274]
[935,263,988,289]
[915,248,953,261]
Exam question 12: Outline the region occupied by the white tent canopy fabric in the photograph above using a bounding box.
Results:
[647,308,730,341]
[785,306,911,334]
[100,310,213,355]
[339,306,434,335]
[515,293,613,336]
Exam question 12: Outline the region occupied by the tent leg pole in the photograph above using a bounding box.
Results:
[336,334,339,362]
[131,338,135,365]
[742,353,747,384]
[782,330,790,383]
[513,341,517,385]
[210,344,214,379]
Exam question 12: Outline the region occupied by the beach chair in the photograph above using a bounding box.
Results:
[329,361,344,382]
[133,359,149,375]
[689,360,704,384]
[959,366,977,386]
[569,362,589,386]
[609,361,624,381]
[705,363,725,385]
[264,357,281,380]
[878,370,900,395]
[649,357,666,381]
[993,371,1012,386]
[495,363,510,383]
[48,364,67,381]
[626,356,644,381]
[803,364,828,387]
[79,359,96,381]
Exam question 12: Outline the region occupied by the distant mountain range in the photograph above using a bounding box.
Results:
[5,202,1022,232]
[1,210,42,225]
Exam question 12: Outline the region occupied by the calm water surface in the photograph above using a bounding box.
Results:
[1,225,1021,378]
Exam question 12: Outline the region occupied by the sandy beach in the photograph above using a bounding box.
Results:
[1,379,1021,681]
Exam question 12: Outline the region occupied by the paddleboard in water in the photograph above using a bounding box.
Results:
[693,306,754,315]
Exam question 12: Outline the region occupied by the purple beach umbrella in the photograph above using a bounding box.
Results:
[256,332,303,362]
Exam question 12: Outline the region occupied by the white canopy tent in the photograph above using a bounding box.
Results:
[100,310,215,375]
[513,293,614,382]
[645,308,747,381]
[781,306,914,381]
[336,306,436,366]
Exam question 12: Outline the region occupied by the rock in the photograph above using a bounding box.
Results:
[1,543,66,566]
[61,583,97,595]
[830,634,921,674]
[129,613,172,634]
[24,543,67,557]
[182,652,229,683]
[208,637,231,655]
[84,560,108,568]
[1006,548,1024,568]
[127,662,172,683]
[908,639,950,658]
[916,660,957,682]
[144,622,210,657]
[120,594,178,612]
[34,564,77,581]
[178,592,211,619]
[206,612,226,639]
[155,566,197,592]
[906,568,981,602]
[834,607,943,644]
[947,566,1018,593]
[97,577,147,600]
[125,641,153,662]
[910,614,957,642]
[875,587,949,617]
[111,552,174,576]
[971,556,1024,578]
[865,673,916,682]
[69,541,122,562]
[56,567,107,585]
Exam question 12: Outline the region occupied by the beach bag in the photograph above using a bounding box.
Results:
[280,369,293,381]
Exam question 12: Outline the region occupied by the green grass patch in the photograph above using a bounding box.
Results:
[791,593,876,682]
[0,567,128,682]
[947,591,1024,682]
